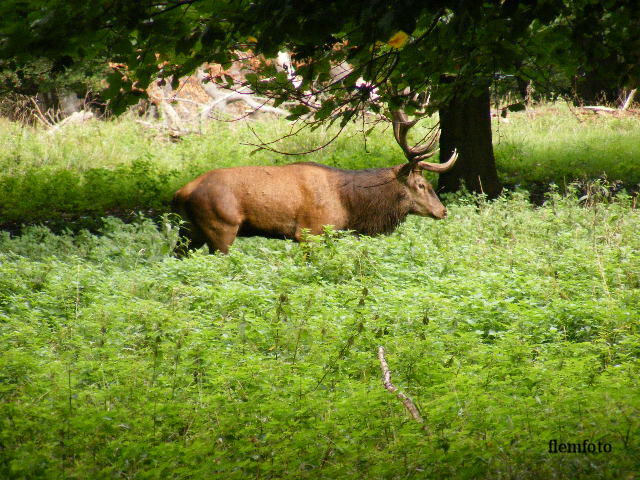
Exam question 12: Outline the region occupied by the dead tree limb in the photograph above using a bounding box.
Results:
[196,69,289,118]
[621,88,637,111]
[377,346,425,425]
[29,97,54,128]
[47,111,94,134]
[581,105,618,113]
[582,88,637,114]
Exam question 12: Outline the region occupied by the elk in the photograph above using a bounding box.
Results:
[172,111,458,254]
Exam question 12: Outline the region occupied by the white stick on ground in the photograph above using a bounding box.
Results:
[377,346,424,424]
[621,89,637,111]
[582,88,637,114]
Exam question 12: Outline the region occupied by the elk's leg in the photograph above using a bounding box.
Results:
[199,222,240,254]
[172,200,208,256]
[184,187,242,254]
[293,221,324,242]
[176,220,207,256]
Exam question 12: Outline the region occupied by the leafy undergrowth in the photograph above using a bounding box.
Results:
[1,192,639,479]
[0,114,398,224]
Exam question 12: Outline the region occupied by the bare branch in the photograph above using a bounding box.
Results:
[150,0,200,17]
[196,70,290,120]
[621,89,637,111]
[29,97,54,128]
[377,346,426,427]
[579,88,637,115]
[242,114,353,156]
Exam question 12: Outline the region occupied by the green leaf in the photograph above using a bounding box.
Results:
[285,104,310,120]
[315,100,336,120]
[506,102,526,112]
[201,23,225,47]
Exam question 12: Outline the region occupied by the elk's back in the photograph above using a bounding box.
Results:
[173,163,349,238]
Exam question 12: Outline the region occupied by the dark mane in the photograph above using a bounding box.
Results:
[296,163,412,236]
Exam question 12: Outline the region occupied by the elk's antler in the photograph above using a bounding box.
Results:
[391,110,440,162]
[391,109,458,173]
[416,149,458,173]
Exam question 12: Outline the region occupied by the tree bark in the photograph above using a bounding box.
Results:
[437,84,502,198]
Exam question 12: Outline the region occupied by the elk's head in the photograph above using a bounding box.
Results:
[392,110,458,219]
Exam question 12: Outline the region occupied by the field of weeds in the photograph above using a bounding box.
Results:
[1,105,639,478]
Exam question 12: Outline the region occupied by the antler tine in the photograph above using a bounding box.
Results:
[392,110,417,156]
[412,129,441,160]
[416,148,458,173]
[391,109,439,163]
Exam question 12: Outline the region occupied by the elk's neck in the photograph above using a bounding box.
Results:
[338,167,411,236]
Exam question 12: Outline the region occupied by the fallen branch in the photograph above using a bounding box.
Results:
[196,69,290,118]
[160,101,184,131]
[377,346,425,426]
[47,110,94,134]
[29,97,55,128]
[621,89,637,111]
[200,89,289,118]
[581,105,618,113]
[581,88,638,114]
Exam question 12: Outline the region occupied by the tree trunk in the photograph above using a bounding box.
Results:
[437,85,502,198]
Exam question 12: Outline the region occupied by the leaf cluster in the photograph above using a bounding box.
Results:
[3,1,639,119]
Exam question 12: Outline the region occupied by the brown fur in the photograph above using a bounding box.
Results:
[328,165,412,235]
[172,161,448,254]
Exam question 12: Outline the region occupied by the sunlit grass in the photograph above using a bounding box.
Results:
[494,103,640,187]
[1,104,639,477]
[0,103,639,225]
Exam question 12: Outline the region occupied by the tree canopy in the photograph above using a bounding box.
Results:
[2,1,638,115]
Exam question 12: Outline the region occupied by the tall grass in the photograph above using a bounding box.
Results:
[0,114,399,223]
[494,104,640,187]
[1,106,639,478]
[1,104,639,224]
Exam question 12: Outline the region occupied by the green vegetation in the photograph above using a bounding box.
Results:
[2,1,639,477]
[3,0,638,197]
[0,115,397,225]
[495,105,640,189]
[1,107,639,478]
[1,190,639,478]
[1,105,639,225]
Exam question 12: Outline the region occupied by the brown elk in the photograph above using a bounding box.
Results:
[172,111,458,253]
